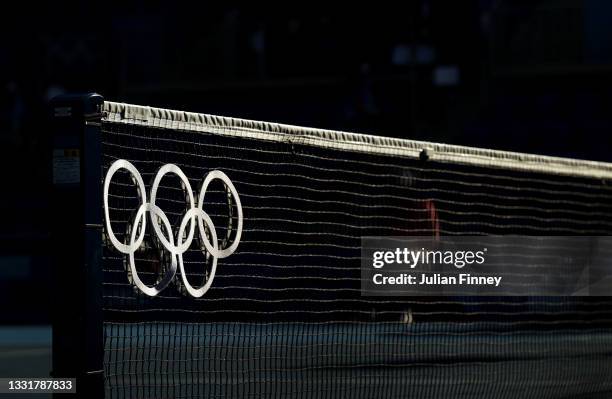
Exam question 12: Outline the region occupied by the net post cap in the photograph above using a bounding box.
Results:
[51,92,104,119]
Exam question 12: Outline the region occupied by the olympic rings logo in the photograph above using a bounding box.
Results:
[103,160,243,298]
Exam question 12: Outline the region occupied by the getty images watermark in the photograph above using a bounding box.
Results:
[372,246,499,287]
[361,236,612,296]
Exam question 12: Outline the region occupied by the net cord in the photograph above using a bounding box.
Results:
[103,101,612,180]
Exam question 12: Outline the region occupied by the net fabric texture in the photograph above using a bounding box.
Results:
[101,102,612,398]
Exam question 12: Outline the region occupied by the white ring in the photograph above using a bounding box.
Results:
[103,160,147,254]
[127,204,177,296]
[149,164,196,254]
[177,208,218,298]
[198,170,243,259]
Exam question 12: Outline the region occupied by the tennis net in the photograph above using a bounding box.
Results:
[99,101,612,398]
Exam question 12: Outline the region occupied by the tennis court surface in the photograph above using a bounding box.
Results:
[51,94,612,398]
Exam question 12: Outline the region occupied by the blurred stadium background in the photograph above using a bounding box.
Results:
[3,0,612,377]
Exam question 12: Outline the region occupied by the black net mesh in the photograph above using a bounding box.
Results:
[100,109,612,398]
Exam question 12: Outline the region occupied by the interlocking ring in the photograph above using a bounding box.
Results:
[103,159,243,297]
